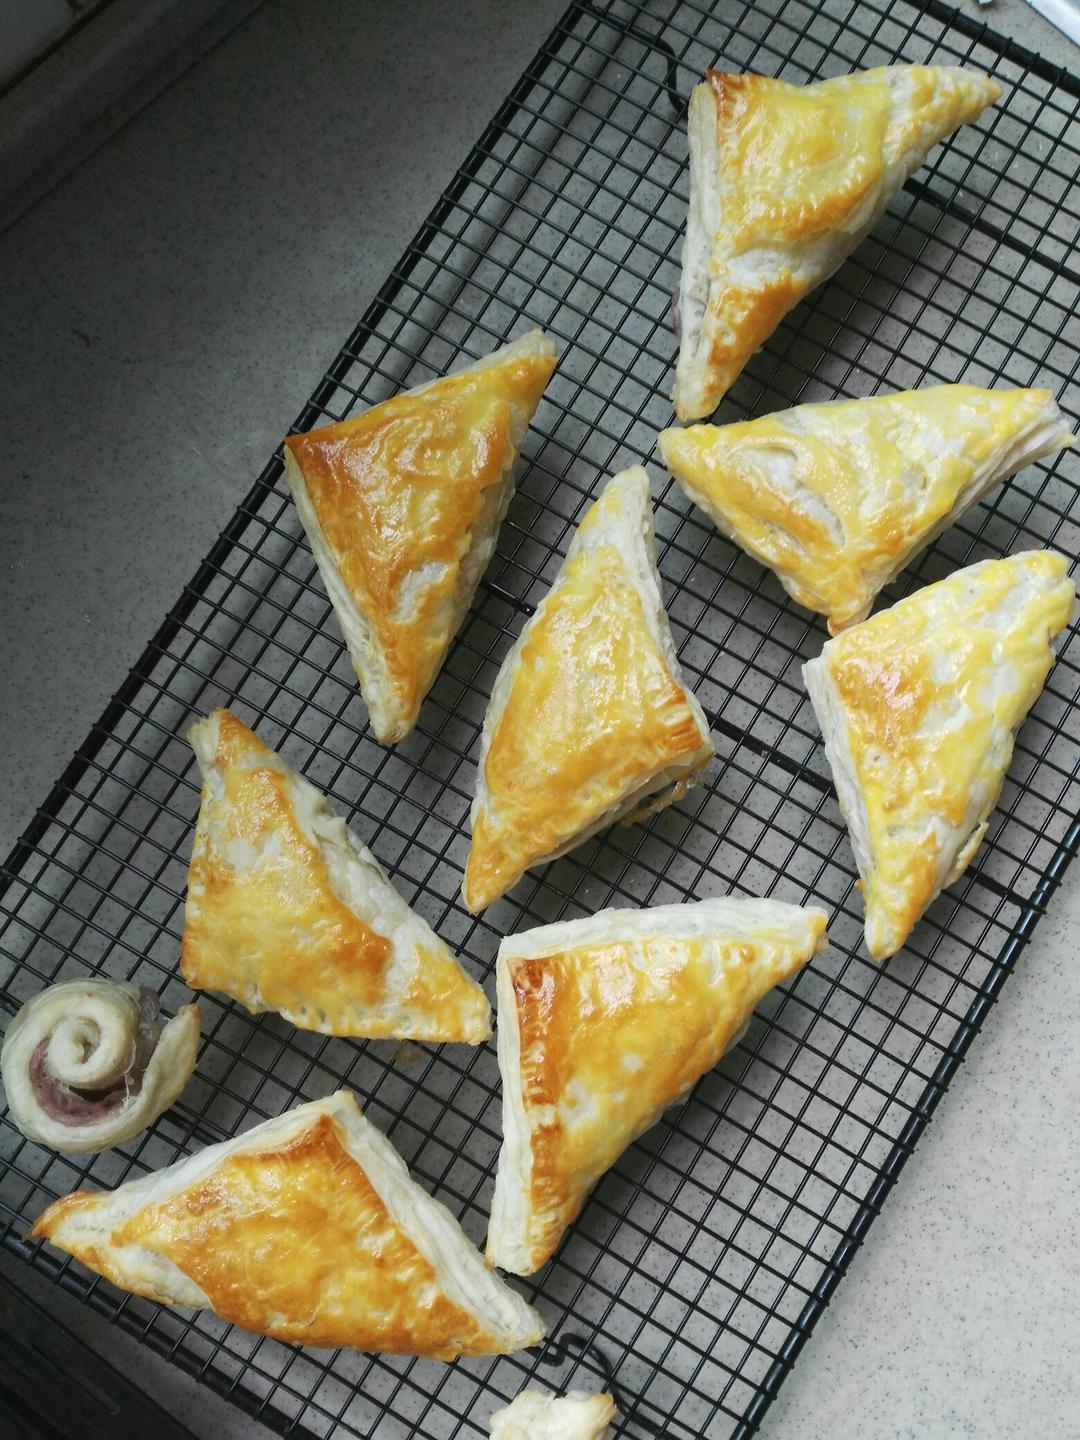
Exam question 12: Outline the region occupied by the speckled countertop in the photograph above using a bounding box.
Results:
[1,2,1078,1436]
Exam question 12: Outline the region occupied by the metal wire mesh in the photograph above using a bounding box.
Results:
[2,0,1078,1436]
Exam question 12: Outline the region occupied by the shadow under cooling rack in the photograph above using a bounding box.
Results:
[2,2,1079,1438]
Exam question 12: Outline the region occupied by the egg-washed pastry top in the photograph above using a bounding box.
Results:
[463,467,714,913]
[283,329,557,744]
[804,550,1075,961]
[486,898,828,1275]
[183,709,490,1041]
[673,65,1001,421]
[30,1091,544,1359]
[488,1387,618,1440]
[661,386,1073,632]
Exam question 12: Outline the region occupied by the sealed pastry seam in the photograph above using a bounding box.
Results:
[804,550,1075,960]
[29,1091,544,1358]
[660,386,1074,632]
[284,329,557,743]
[183,709,490,1041]
[489,939,532,1275]
[463,466,714,912]
[486,898,828,1274]
[673,65,1002,420]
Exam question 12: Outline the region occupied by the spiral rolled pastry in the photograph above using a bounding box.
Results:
[1,980,199,1152]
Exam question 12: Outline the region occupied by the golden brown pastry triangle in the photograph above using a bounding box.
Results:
[30,1091,544,1358]
[284,329,557,743]
[661,386,1073,632]
[486,898,828,1274]
[182,709,490,1041]
[804,551,1075,960]
[673,65,1001,420]
[463,467,714,913]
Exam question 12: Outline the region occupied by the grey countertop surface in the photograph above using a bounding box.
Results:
[1,1,1078,1436]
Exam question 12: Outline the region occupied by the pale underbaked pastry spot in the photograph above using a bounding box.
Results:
[673,65,1002,421]
[183,709,490,1041]
[804,550,1075,960]
[284,330,557,743]
[29,1091,544,1359]
[463,466,714,913]
[660,386,1074,632]
[486,899,828,1275]
[488,1387,617,1440]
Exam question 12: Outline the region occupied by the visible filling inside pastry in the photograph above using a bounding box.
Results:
[29,987,161,1125]
[3,978,200,1154]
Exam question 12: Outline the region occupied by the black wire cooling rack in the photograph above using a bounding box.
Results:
[2,1,1079,1436]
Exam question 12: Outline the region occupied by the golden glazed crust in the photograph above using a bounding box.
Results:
[463,468,713,913]
[29,1092,544,1359]
[182,710,490,1041]
[660,386,1073,631]
[115,1117,489,1352]
[284,331,557,743]
[486,900,827,1274]
[673,66,1001,420]
[804,551,1075,960]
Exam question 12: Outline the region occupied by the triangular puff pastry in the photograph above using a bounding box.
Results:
[463,467,714,913]
[804,551,1075,961]
[673,66,1001,420]
[486,898,828,1274]
[183,709,490,1041]
[30,1091,544,1358]
[284,329,557,743]
[661,386,1073,632]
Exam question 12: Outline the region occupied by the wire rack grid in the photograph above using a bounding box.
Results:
[2,0,1079,1436]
